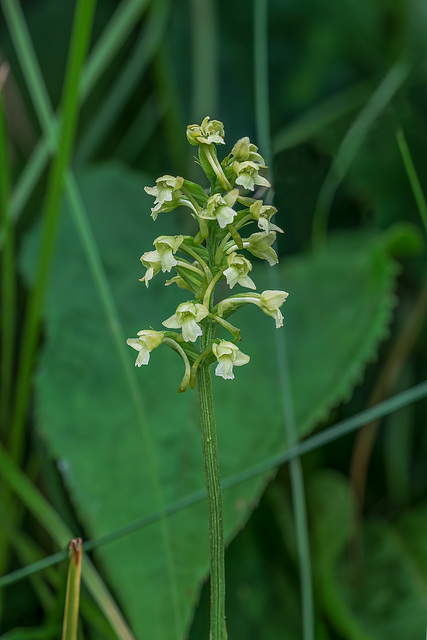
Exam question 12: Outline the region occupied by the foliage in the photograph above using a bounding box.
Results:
[1,0,427,638]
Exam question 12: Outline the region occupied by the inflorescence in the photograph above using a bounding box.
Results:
[127,117,289,391]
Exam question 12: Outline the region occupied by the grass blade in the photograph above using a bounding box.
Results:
[2,379,427,591]
[76,0,170,163]
[62,539,83,640]
[0,442,136,640]
[7,0,150,226]
[312,56,411,246]
[191,0,218,120]
[254,3,314,639]
[10,0,96,460]
[4,1,182,633]
[396,127,427,237]
[0,64,16,432]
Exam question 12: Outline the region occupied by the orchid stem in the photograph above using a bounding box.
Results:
[197,318,227,640]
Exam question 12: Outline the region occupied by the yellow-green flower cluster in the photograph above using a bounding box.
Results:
[127,117,288,389]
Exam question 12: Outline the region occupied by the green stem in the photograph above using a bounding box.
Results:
[196,320,227,640]
[204,144,231,190]
[203,268,225,308]
[179,244,212,280]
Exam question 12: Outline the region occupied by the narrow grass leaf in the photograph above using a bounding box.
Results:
[7,0,150,225]
[254,2,313,638]
[0,442,136,640]
[191,0,218,121]
[62,539,83,640]
[396,128,427,237]
[3,2,182,632]
[10,0,96,462]
[1,378,427,593]
[312,56,411,246]
[76,0,170,164]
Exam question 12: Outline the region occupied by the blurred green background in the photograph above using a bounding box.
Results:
[1,0,427,638]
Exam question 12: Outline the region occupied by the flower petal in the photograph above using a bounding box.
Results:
[181,317,203,342]
[215,358,235,380]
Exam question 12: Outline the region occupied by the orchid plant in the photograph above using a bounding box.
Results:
[127,117,288,639]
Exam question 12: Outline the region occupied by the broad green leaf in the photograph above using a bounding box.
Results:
[22,163,398,638]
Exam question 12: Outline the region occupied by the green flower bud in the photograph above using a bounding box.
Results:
[231,137,265,164]
[186,116,225,146]
[126,330,164,366]
[249,200,283,233]
[223,252,256,290]
[199,189,239,228]
[233,160,271,191]
[163,302,210,342]
[212,341,250,380]
[242,231,278,266]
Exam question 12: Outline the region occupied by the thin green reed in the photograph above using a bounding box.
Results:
[8,0,96,460]
[0,65,16,433]
[191,0,218,121]
[311,56,411,247]
[76,0,169,164]
[3,1,182,633]
[2,379,427,591]
[396,128,427,238]
[0,444,136,640]
[6,0,150,226]
[253,2,315,639]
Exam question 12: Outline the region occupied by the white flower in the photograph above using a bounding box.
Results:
[140,250,162,287]
[212,341,250,380]
[243,231,278,266]
[249,200,283,233]
[140,236,184,286]
[162,302,209,342]
[259,290,289,328]
[144,175,184,220]
[223,252,256,290]
[126,330,164,366]
[153,235,184,271]
[233,161,270,191]
[199,190,239,228]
